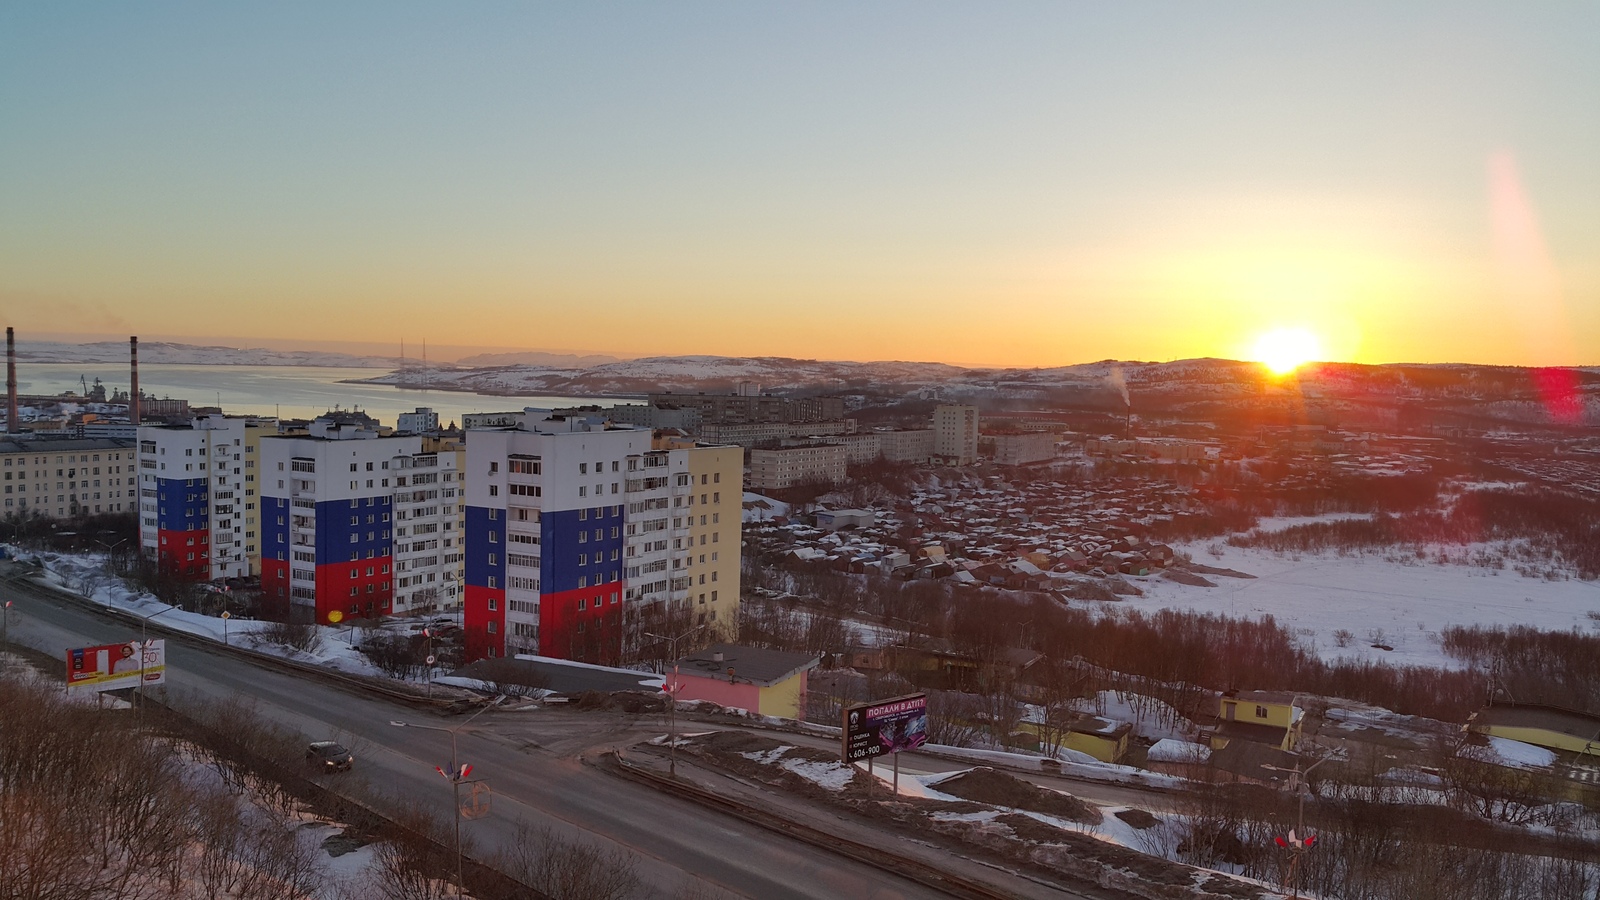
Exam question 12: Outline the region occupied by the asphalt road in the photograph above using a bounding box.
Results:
[0,569,1093,900]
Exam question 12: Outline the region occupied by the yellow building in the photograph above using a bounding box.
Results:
[1213,690,1304,752]
[680,441,743,640]
[1019,715,1133,763]
[1466,703,1600,758]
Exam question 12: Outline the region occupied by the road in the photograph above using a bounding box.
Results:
[0,567,1094,900]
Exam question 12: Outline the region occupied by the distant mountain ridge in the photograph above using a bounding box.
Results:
[17,340,396,368]
[20,339,1600,427]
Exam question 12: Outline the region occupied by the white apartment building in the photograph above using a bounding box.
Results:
[137,416,270,581]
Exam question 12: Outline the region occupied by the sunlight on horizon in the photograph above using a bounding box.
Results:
[1253,327,1322,375]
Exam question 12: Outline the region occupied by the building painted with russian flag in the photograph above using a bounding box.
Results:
[462,411,741,665]
[137,415,272,581]
[258,414,466,624]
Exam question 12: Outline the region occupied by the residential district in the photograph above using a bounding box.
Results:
[3,331,1599,899]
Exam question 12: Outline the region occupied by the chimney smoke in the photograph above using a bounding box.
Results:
[130,336,141,425]
[6,327,17,434]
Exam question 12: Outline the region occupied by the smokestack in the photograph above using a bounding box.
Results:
[130,336,140,425]
[6,327,17,434]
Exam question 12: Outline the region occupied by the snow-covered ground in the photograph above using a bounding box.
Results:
[1113,543,1600,668]
[1249,513,1374,533]
[742,491,791,523]
[18,549,410,680]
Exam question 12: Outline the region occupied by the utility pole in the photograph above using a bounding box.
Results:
[645,624,704,778]
[391,696,505,899]
[1263,755,1329,898]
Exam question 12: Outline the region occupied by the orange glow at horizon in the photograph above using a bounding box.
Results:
[1252,328,1322,375]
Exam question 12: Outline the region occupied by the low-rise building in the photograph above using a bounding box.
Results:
[1466,703,1600,758]
[747,442,848,490]
[876,428,936,463]
[668,643,820,720]
[816,508,875,531]
[1212,690,1305,753]
[985,430,1058,466]
[1,437,138,521]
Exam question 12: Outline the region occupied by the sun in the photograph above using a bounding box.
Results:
[1252,327,1322,375]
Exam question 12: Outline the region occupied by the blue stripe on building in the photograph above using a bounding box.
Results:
[465,505,505,588]
[540,505,624,594]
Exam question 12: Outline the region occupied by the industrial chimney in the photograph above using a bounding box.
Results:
[129,336,141,425]
[6,327,17,434]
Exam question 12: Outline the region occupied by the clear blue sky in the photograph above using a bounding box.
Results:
[2,2,1596,366]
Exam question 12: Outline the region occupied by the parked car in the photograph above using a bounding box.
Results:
[306,741,354,772]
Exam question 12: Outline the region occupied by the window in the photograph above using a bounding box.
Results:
[488,597,497,611]
[487,621,498,634]
[1256,706,1269,719]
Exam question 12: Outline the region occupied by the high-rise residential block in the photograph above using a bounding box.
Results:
[137,415,270,580]
[934,404,980,465]
[462,411,741,664]
[258,417,464,624]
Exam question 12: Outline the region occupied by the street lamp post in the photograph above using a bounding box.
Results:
[1262,754,1329,898]
[390,696,505,899]
[134,605,179,718]
[94,536,128,575]
[644,625,704,778]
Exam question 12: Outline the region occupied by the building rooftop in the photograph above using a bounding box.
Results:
[1469,703,1600,740]
[0,437,135,453]
[673,643,821,687]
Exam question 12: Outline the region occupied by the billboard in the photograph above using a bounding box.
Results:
[842,692,928,762]
[66,640,166,694]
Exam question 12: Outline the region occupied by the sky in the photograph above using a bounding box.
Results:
[2,2,1596,368]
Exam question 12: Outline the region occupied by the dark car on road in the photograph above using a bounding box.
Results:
[306,741,354,772]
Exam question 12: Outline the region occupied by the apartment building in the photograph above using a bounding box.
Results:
[934,405,980,465]
[876,428,935,463]
[986,430,1058,466]
[1,438,137,520]
[462,411,741,664]
[259,417,464,624]
[746,442,848,490]
[698,419,855,447]
[137,415,271,580]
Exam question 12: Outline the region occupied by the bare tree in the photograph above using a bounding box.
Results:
[495,820,641,900]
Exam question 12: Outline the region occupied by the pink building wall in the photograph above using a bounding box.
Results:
[673,673,761,713]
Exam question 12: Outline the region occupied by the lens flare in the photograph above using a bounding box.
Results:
[1253,328,1321,375]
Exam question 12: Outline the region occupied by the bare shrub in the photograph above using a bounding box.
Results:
[496,820,641,900]
[261,619,324,653]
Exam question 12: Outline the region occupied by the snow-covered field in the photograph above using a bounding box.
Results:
[1113,543,1600,668]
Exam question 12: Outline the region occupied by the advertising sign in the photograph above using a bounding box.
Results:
[842,692,928,762]
[66,640,166,694]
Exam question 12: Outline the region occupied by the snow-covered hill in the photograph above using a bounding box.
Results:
[17,340,396,368]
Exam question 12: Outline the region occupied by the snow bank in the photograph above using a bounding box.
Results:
[1147,739,1211,764]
